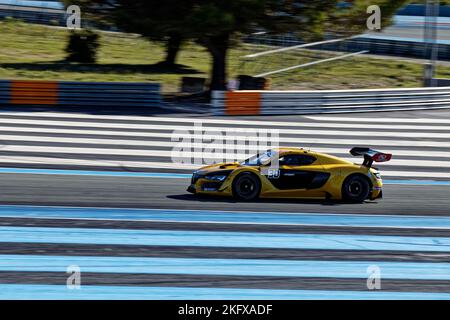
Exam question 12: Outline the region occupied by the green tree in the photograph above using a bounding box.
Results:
[63,0,194,66]
[184,0,409,90]
[64,0,409,90]
[112,0,197,66]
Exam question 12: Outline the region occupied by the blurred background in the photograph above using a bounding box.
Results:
[0,0,449,96]
[1,1,450,301]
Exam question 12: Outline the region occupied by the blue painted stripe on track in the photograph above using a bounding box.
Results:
[2,284,450,300]
[0,168,191,179]
[0,167,448,186]
[1,226,450,252]
[2,255,450,280]
[1,284,450,300]
[383,179,450,186]
[1,205,450,229]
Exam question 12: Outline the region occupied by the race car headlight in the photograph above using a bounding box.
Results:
[205,174,228,182]
[191,170,206,184]
[374,172,381,179]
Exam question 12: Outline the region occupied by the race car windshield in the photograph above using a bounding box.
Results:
[241,151,273,166]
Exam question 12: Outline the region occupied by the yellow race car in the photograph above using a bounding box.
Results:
[187,147,392,202]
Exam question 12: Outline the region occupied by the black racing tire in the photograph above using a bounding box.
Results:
[232,172,261,201]
[342,174,370,203]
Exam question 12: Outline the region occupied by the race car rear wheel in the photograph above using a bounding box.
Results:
[232,172,261,201]
[342,174,370,203]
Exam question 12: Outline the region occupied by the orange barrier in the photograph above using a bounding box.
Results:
[225,91,261,115]
[10,80,58,105]
[1,80,161,107]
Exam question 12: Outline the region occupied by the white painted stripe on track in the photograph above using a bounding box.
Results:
[1,138,450,159]
[299,147,450,158]
[341,158,450,168]
[0,156,199,169]
[2,112,450,128]
[0,145,449,169]
[0,119,448,139]
[306,116,450,124]
[0,126,449,148]
[0,156,448,178]
[0,113,449,131]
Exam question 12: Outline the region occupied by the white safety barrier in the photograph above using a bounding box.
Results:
[212,87,450,115]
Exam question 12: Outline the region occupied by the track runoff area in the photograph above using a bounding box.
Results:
[0,110,449,300]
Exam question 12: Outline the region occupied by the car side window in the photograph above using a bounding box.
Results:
[279,154,316,166]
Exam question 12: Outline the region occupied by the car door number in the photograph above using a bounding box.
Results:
[267,169,280,179]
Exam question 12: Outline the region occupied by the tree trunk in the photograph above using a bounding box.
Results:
[164,33,182,66]
[206,34,230,91]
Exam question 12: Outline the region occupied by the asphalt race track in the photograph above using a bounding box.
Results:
[0,108,449,299]
[0,174,449,215]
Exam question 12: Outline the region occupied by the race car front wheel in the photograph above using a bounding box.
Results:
[342,175,370,203]
[232,172,261,201]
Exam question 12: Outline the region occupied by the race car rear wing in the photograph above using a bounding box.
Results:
[350,147,392,168]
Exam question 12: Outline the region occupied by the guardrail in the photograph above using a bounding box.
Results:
[212,87,450,115]
[0,80,162,108]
